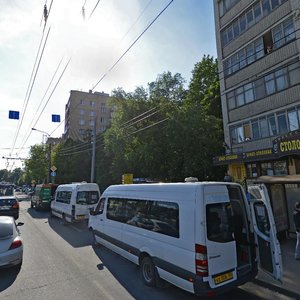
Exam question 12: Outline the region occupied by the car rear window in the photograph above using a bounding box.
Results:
[0,199,16,206]
[0,222,13,238]
[0,186,14,196]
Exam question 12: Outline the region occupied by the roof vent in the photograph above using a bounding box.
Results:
[184,177,198,182]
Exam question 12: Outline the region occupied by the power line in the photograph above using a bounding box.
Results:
[9,27,51,162]
[91,0,174,91]
[18,57,65,151]
[50,0,174,142]
[89,0,101,19]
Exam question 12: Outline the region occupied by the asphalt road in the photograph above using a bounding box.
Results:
[0,200,294,300]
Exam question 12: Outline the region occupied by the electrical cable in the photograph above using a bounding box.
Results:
[91,0,174,91]
[50,0,174,138]
[18,56,64,150]
[9,27,51,162]
[89,0,101,20]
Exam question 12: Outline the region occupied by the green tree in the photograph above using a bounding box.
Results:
[24,144,49,184]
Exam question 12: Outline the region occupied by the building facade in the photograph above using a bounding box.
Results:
[64,90,112,141]
[213,0,300,235]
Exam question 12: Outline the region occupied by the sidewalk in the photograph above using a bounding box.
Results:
[255,237,300,299]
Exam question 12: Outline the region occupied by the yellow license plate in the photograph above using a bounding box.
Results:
[76,215,85,220]
[214,271,233,285]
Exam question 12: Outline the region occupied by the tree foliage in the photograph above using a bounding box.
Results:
[23,55,225,190]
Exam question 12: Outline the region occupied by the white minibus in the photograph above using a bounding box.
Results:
[88,182,282,297]
[51,182,100,224]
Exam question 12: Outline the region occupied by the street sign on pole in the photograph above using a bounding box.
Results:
[50,165,57,172]
[9,111,20,120]
[51,171,56,177]
[52,114,60,122]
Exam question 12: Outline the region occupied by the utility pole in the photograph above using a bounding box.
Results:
[90,122,96,183]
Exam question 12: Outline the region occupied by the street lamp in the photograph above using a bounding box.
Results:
[31,128,52,183]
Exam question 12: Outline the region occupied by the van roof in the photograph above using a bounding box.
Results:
[56,183,99,189]
[103,182,240,199]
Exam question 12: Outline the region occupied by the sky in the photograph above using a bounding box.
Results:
[0,0,217,171]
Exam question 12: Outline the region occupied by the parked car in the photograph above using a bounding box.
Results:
[0,184,19,219]
[0,216,24,269]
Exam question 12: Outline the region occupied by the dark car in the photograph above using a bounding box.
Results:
[0,185,19,220]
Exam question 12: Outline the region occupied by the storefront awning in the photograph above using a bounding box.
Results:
[257,175,300,183]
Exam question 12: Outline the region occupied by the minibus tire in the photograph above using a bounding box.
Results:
[62,214,68,226]
[140,256,158,287]
[92,230,100,247]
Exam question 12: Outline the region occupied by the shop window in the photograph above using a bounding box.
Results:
[247,163,258,178]
[273,161,287,175]
[261,162,274,175]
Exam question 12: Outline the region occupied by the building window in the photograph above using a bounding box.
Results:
[89,120,95,127]
[226,61,300,110]
[80,99,85,105]
[287,110,299,131]
[259,117,269,138]
[79,119,85,125]
[90,101,95,107]
[80,109,85,115]
[101,103,106,113]
[268,115,277,136]
[90,111,96,117]
[277,112,288,134]
[251,119,260,139]
[221,0,287,47]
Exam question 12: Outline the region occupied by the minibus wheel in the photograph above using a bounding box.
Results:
[62,214,68,225]
[140,256,157,287]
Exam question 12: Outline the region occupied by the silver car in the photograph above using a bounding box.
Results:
[0,216,23,269]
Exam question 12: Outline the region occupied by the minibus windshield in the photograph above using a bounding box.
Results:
[76,191,99,205]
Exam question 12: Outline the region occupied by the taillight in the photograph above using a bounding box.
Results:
[12,201,19,209]
[9,239,22,250]
[195,244,208,276]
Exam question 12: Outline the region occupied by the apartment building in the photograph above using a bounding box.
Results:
[64,90,112,141]
[213,0,300,235]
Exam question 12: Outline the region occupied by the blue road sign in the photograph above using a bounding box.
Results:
[51,171,56,177]
[9,111,20,120]
[52,114,60,122]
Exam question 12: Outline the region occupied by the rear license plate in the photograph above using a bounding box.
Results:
[76,215,85,220]
[0,206,10,210]
[214,271,233,285]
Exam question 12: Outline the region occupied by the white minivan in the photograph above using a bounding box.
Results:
[51,182,100,224]
[88,182,282,297]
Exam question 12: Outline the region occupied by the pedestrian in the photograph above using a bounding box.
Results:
[293,201,300,260]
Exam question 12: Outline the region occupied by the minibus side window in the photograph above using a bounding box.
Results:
[77,191,100,205]
[56,191,72,204]
[94,198,105,214]
[107,198,179,238]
